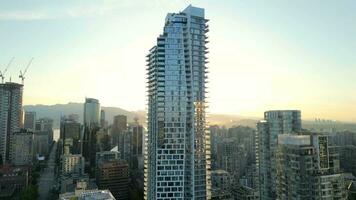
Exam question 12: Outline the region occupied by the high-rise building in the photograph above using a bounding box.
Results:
[276,134,346,199]
[129,122,144,169]
[35,117,54,145]
[68,114,80,122]
[0,82,23,164]
[60,117,81,154]
[96,159,130,200]
[83,98,100,172]
[96,150,120,168]
[111,115,127,148]
[100,110,106,128]
[145,5,210,199]
[257,110,301,200]
[24,111,36,131]
[10,129,34,165]
[84,98,100,127]
[34,131,50,157]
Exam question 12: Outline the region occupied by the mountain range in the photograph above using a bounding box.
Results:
[23,103,259,128]
[23,103,356,132]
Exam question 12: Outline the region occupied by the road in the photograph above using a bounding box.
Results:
[38,142,57,200]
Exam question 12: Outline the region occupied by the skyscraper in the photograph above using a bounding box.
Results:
[111,115,127,148]
[129,122,144,169]
[100,110,106,128]
[145,5,210,199]
[276,134,346,199]
[0,82,23,164]
[60,117,81,154]
[257,110,301,200]
[84,98,100,127]
[24,111,36,131]
[82,98,100,171]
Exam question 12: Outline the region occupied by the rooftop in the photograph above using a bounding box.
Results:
[60,189,116,200]
[182,5,204,18]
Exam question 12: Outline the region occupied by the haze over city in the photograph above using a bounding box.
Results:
[2,2,356,200]
[1,0,355,122]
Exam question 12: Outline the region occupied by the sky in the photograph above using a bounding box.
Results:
[0,0,355,122]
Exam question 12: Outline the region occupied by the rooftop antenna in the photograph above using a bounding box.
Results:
[19,57,34,85]
[0,57,15,83]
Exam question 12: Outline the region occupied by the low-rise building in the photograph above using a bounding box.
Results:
[59,180,115,200]
[0,165,30,199]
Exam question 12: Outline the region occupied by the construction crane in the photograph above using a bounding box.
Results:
[0,57,15,83]
[19,58,34,85]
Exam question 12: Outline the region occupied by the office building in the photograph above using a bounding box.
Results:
[24,111,36,131]
[96,150,120,168]
[100,110,107,128]
[83,98,100,171]
[84,98,100,127]
[145,5,211,199]
[276,134,346,199]
[68,114,80,122]
[96,159,129,199]
[111,115,127,148]
[257,110,301,200]
[34,131,50,157]
[60,117,81,154]
[35,117,54,145]
[10,130,34,165]
[0,82,23,164]
[130,122,144,169]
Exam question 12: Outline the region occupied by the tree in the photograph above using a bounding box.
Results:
[20,184,38,200]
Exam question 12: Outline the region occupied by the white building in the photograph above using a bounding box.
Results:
[257,110,301,200]
[62,154,85,176]
[0,82,23,164]
[145,5,211,200]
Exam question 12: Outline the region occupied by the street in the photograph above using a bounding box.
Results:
[38,142,57,200]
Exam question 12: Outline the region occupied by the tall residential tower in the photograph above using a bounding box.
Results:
[277,134,346,199]
[145,5,211,200]
[257,110,301,200]
[0,82,23,164]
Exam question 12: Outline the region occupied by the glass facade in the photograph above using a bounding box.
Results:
[145,5,211,200]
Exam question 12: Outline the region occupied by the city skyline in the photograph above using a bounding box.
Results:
[1,0,356,122]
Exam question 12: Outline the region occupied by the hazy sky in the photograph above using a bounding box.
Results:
[0,0,355,122]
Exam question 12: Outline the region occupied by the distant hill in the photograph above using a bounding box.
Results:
[23,103,259,129]
[23,103,356,132]
[23,103,146,128]
[208,114,260,128]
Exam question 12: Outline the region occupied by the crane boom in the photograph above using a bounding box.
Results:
[0,57,15,83]
[3,57,15,75]
[19,58,34,84]
[23,57,33,76]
